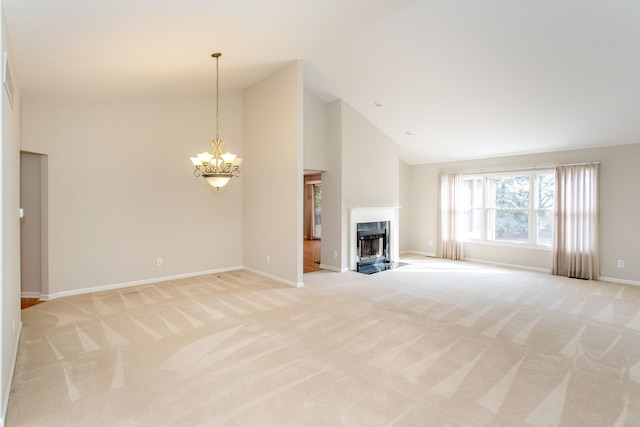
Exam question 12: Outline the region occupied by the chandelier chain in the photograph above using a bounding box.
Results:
[215,54,220,141]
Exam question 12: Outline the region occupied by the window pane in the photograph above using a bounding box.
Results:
[494,209,529,242]
[463,178,483,240]
[536,209,553,245]
[492,176,530,208]
[538,174,554,209]
[313,185,322,239]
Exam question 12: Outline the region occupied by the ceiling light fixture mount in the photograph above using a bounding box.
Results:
[190,52,242,190]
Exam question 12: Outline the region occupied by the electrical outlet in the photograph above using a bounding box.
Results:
[428,239,434,247]
[333,251,338,259]
[617,260,624,268]
[12,319,16,333]
[157,257,163,266]
[267,256,271,264]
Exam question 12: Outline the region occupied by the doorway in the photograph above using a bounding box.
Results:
[20,151,49,301]
[304,171,322,273]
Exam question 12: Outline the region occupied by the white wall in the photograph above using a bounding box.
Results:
[405,143,640,283]
[20,92,244,296]
[1,8,22,423]
[242,62,303,286]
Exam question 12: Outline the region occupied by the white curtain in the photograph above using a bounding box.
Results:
[552,163,600,279]
[439,173,464,260]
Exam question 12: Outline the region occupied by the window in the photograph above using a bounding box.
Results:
[462,171,554,247]
[313,184,322,239]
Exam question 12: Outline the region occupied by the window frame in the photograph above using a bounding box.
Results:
[462,170,554,249]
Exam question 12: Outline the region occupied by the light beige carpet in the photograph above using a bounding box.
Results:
[7,256,640,426]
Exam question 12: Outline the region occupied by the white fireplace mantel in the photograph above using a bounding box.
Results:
[349,207,399,271]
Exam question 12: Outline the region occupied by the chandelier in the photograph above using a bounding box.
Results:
[190,52,242,190]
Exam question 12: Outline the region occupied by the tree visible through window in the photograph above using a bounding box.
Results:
[489,175,530,242]
[462,171,554,246]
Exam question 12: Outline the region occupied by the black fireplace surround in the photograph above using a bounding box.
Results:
[356,221,394,274]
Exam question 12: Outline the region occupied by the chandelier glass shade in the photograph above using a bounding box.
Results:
[190,52,241,190]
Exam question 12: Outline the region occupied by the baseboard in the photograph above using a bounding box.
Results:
[318,264,346,273]
[242,267,303,288]
[402,250,437,258]
[463,257,551,274]
[463,260,640,283]
[42,266,244,300]
[404,255,640,285]
[20,291,41,299]
[1,320,22,427]
[37,262,631,302]
[599,276,640,287]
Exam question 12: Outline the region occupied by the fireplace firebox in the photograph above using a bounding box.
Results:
[356,221,391,274]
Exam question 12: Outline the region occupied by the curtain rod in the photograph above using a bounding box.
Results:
[441,161,600,176]
[557,161,600,167]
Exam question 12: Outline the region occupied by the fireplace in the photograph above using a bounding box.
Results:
[349,207,401,274]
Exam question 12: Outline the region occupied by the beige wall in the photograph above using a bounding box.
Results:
[407,164,439,257]
[341,101,399,208]
[19,152,43,295]
[405,143,640,283]
[399,159,412,253]
[303,89,328,171]
[1,11,23,423]
[20,92,244,296]
[242,62,303,286]
[318,101,343,271]
[321,99,400,271]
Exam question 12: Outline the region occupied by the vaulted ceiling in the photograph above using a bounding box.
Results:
[4,0,640,164]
